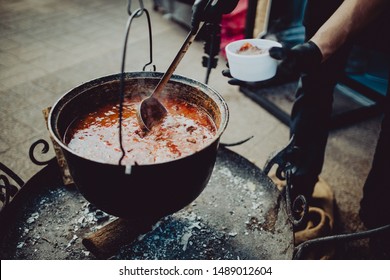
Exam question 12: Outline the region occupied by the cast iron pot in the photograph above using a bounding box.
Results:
[48,72,229,222]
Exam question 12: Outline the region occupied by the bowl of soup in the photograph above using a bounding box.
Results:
[225,39,282,82]
[48,72,229,222]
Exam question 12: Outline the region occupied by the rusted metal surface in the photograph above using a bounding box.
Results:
[0,147,294,260]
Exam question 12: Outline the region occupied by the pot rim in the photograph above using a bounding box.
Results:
[48,71,229,167]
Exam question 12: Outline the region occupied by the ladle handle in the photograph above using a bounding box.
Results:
[151,30,198,97]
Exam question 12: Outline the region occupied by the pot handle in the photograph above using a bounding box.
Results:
[121,0,156,73]
[118,1,156,166]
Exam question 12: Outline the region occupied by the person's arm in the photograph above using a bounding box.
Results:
[311,0,387,61]
[224,0,387,83]
[191,0,239,33]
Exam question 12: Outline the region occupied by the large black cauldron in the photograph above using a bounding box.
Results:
[48,72,229,222]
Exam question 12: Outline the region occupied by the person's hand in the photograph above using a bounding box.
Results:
[269,41,323,74]
[222,41,323,87]
[222,66,299,87]
[191,0,239,34]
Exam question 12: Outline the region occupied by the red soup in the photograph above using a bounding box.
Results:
[64,97,217,165]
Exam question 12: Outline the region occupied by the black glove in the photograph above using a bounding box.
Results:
[222,66,300,87]
[269,41,323,74]
[191,0,239,34]
[222,41,323,87]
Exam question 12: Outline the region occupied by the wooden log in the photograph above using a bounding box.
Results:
[82,218,154,259]
[42,107,74,186]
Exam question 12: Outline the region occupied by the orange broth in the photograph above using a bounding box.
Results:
[65,97,217,165]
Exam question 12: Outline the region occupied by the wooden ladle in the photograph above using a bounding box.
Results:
[137,30,199,131]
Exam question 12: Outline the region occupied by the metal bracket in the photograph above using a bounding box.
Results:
[263,135,309,228]
[0,163,24,213]
[294,223,390,259]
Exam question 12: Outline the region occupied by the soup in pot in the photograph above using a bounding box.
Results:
[64,97,217,165]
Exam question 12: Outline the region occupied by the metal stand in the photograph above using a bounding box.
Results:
[240,77,385,130]
[264,139,390,259]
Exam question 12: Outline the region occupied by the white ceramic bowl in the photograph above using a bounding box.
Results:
[225,39,282,82]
